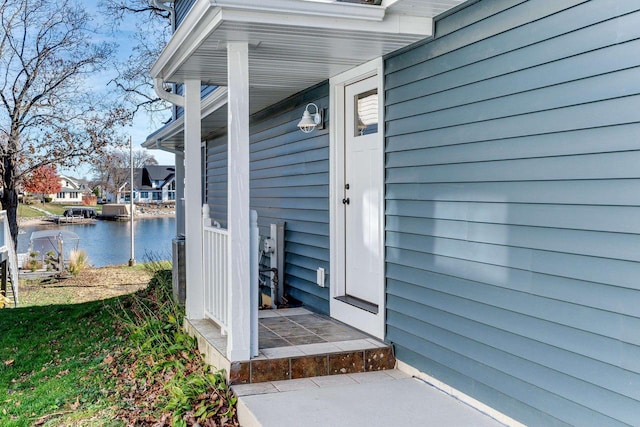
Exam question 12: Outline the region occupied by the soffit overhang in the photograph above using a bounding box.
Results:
[148,0,465,149]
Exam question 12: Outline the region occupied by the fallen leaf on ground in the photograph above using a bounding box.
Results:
[55,369,69,378]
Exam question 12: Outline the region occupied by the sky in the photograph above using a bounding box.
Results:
[61,2,174,179]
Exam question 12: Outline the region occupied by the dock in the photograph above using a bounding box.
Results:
[55,216,96,224]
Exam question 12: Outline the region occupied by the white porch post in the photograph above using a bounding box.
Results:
[184,79,204,319]
[175,151,185,236]
[226,41,251,361]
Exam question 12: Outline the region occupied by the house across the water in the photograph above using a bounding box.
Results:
[49,175,91,204]
[107,165,176,204]
[144,1,640,425]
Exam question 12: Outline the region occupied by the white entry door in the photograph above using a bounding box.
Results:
[330,63,385,339]
[344,76,382,305]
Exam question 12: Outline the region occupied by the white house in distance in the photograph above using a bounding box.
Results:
[49,175,89,204]
[144,1,640,426]
[138,165,176,203]
[113,165,176,204]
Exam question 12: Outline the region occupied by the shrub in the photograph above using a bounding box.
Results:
[45,250,57,271]
[0,290,7,308]
[109,257,237,426]
[26,251,42,271]
[28,259,42,272]
[68,249,89,275]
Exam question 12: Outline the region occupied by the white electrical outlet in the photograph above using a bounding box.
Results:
[317,267,325,287]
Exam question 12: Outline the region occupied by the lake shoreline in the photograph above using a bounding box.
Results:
[18,216,176,267]
[18,213,176,228]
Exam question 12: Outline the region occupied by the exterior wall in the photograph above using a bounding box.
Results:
[174,0,215,119]
[162,178,176,201]
[384,1,640,425]
[175,0,195,28]
[205,135,228,225]
[50,177,83,203]
[135,181,175,203]
[250,83,330,314]
[50,191,82,204]
[204,83,330,313]
[175,84,217,118]
[135,190,164,203]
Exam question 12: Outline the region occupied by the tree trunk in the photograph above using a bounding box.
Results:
[1,155,19,249]
[1,187,19,250]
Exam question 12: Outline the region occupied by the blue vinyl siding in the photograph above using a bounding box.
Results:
[174,0,195,28]
[205,135,227,225]
[173,1,216,118]
[251,83,330,314]
[175,84,218,118]
[205,83,330,314]
[384,0,640,425]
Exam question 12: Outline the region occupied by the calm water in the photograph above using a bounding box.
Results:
[17,217,176,267]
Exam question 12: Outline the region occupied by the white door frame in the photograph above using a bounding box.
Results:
[329,57,385,339]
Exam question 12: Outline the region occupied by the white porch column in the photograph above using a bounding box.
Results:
[175,151,185,236]
[184,79,204,319]
[226,41,251,361]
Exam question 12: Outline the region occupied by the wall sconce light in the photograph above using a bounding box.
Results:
[297,103,324,133]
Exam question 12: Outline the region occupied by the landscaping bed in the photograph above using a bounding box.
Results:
[19,265,153,306]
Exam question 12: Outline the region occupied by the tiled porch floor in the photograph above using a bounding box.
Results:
[258,307,376,355]
[185,307,395,385]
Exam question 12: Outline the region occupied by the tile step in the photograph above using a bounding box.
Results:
[229,345,395,385]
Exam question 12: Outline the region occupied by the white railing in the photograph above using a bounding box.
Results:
[203,218,229,334]
[0,211,19,305]
[250,210,259,357]
[201,205,260,360]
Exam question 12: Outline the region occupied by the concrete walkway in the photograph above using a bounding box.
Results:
[233,370,507,427]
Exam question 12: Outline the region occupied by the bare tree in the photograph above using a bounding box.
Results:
[101,0,172,117]
[91,148,157,198]
[0,0,130,244]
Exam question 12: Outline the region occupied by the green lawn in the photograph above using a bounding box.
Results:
[17,203,102,218]
[0,300,121,426]
[16,204,45,218]
[0,264,237,426]
[38,204,66,216]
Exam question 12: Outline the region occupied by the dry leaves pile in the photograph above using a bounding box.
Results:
[104,267,239,426]
[106,348,237,426]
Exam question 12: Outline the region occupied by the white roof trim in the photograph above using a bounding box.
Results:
[143,86,228,150]
[152,1,223,80]
[222,9,430,34]
[151,0,431,81]
[209,0,386,21]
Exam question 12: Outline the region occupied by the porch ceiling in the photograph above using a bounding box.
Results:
[147,0,466,149]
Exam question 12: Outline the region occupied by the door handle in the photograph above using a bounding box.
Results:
[342,198,350,205]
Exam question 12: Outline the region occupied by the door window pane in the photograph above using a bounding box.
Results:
[354,89,378,136]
